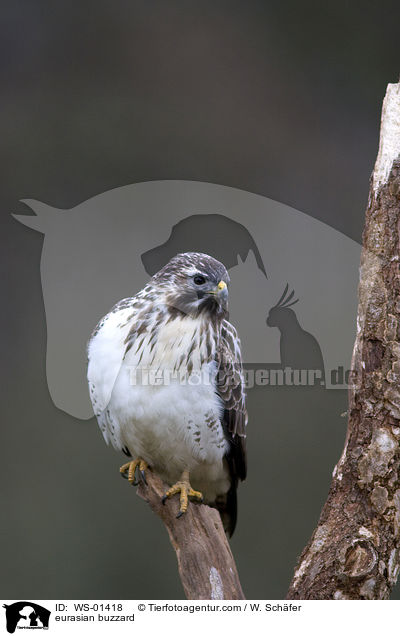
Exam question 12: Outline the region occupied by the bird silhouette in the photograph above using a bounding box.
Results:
[266,284,325,380]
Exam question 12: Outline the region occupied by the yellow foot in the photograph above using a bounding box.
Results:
[161,469,203,518]
[120,458,148,485]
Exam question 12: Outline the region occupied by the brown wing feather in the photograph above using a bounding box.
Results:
[215,319,247,535]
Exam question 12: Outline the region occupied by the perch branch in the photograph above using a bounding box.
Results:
[287,81,400,599]
[136,469,245,600]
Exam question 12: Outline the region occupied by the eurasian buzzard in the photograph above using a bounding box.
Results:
[87,252,247,535]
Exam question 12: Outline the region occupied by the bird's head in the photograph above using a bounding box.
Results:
[266,284,299,327]
[152,252,230,317]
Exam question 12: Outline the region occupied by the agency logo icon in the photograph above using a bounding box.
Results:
[2,602,51,633]
[13,180,361,417]
[266,284,325,380]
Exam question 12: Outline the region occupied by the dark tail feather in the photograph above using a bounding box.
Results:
[215,483,238,537]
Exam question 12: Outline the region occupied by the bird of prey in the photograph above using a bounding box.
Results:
[87,252,247,535]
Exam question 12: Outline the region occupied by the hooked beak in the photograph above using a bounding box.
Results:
[217,281,227,292]
[206,280,228,308]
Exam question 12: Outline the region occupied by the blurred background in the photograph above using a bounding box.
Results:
[1,0,400,599]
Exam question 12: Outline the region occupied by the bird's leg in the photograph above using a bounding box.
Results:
[161,468,203,518]
[120,458,148,485]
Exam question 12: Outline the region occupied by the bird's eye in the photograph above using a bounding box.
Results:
[193,274,206,285]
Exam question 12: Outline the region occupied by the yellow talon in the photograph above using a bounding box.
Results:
[120,458,148,485]
[162,469,203,517]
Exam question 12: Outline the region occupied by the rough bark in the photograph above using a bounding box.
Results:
[136,468,245,600]
[287,82,400,600]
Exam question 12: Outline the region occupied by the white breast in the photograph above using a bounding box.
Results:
[92,311,230,501]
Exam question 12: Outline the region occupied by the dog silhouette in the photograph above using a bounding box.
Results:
[141,213,267,277]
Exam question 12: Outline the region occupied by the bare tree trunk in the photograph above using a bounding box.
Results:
[287,82,400,600]
[136,469,245,600]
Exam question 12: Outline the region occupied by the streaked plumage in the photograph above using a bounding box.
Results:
[87,252,247,534]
